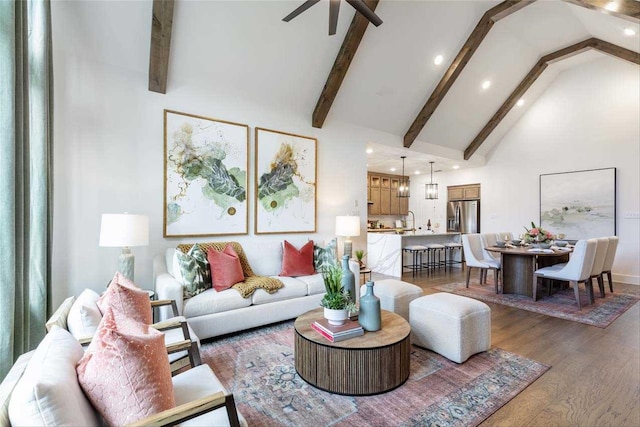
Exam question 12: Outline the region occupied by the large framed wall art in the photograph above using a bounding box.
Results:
[255,127,317,234]
[164,110,249,237]
[540,167,616,240]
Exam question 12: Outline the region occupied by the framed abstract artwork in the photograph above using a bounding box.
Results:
[540,167,616,240]
[254,127,317,234]
[164,110,249,237]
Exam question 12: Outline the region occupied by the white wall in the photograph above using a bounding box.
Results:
[410,57,640,284]
[51,37,410,307]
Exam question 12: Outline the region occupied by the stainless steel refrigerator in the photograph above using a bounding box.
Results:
[447,200,480,233]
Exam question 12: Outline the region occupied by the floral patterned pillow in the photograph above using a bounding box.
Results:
[314,238,338,273]
[174,244,212,298]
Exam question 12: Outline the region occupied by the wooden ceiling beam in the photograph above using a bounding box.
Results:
[403,1,537,148]
[312,0,379,128]
[148,0,175,94]
[463,38,640,160]
[562,0,640,23]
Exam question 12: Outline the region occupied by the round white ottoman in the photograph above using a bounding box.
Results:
[409,293,491,363]
[360,279,423,321]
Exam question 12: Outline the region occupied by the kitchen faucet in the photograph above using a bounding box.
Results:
[406,210,416,231]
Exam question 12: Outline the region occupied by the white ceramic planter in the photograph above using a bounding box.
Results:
[324,308,348,326]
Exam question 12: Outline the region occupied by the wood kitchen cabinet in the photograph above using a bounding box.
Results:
[447,184,481,201]
[368,173,409,216]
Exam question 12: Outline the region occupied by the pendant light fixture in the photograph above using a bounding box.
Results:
[398,156,410,198]
[425,161,438,199]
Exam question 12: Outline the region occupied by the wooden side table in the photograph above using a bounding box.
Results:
[294,308,410,396]
[359,268,372,282]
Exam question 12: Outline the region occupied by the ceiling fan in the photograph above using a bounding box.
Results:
[283,0,383,36]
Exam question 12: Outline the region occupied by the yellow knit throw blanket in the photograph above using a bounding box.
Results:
[177,242,283,298]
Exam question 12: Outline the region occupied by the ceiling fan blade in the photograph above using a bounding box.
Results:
[345,0,383,26]
[283,0,321,22]
[329,0,340,35]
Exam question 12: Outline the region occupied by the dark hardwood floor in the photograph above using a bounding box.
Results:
[369,266,640,427]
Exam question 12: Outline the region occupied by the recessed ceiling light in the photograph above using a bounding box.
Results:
[434,55,444,65]
[390,167,396,172]
[605,1,619,12]
[414,171,420,175]
[366,148,373,154]
[482,80,491,90]
[452,165,460,170]
[624,28,636,36]
[516,98,525,107]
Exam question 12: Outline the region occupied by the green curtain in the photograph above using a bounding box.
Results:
[0,0,53,380]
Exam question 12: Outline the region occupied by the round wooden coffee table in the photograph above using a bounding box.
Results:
[294,308,411,396]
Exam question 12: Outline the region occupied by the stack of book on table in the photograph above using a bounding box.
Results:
[311,318,364,342]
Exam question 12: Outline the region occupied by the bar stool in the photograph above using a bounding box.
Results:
[444,242,464,270]
[403,245,427,276]
[424,243,446,272]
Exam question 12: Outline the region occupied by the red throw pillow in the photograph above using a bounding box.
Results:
[76,307,175,426]
[97,272,152,324]
[207,244,245,292]
[280,240,315,277]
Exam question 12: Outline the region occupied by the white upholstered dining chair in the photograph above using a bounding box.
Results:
[480,233,501,263]
[462,234,501,293]
[600,236,619,295]
[533,239,597,309]
[589,237,609,298]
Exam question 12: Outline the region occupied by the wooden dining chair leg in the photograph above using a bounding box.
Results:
[466,267,472,288]
[606,271,613,293]
[571,280,581,310]
[586,279,595,305]
[597,275,605,298]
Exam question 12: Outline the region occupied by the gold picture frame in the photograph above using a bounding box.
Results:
[254,127,317,234]
[164,109,249,237]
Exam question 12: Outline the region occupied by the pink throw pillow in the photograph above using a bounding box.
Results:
[280,240,315,277]
[207,244,245,291]
[76,307,175,426]
[97,272,152,324]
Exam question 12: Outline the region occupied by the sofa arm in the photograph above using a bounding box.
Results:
[154,254,184,321]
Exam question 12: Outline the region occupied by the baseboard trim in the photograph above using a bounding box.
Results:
[612,273,639,286]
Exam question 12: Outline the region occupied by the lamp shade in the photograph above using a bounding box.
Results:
[335,216,361,237]
[99,214,149,247]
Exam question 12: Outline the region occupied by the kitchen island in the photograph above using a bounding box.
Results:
[367,231,462,277]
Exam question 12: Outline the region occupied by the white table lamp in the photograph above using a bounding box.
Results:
[335,215,361,259]
[99,213,149,282]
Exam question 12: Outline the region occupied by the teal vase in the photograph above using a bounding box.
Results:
[341,255,356,303]
[359,281,381,331]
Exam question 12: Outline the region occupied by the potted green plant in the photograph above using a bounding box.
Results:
[354,249,366,269]
[320,265,357,325]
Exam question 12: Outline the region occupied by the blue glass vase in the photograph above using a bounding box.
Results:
[359,281,381,331]
[341,255,356,303]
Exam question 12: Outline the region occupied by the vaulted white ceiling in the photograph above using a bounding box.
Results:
[51,0,639,174]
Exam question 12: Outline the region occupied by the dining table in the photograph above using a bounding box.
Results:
[486,245,572,299]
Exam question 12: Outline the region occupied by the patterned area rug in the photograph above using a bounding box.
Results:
[435,281,639,328]
[201,321,549,427]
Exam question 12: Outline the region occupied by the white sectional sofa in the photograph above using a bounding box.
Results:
[154,239,360,340]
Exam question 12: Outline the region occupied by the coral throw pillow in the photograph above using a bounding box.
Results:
[207,244,245,292]
[97,272,152,324]
[280,240,315,277]
[76,307,175,426]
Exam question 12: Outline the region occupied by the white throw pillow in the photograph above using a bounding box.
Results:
[8,327,100,426]
[67,289,102,341]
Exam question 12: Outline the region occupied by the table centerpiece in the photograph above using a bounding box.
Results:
[523,221,555,249]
